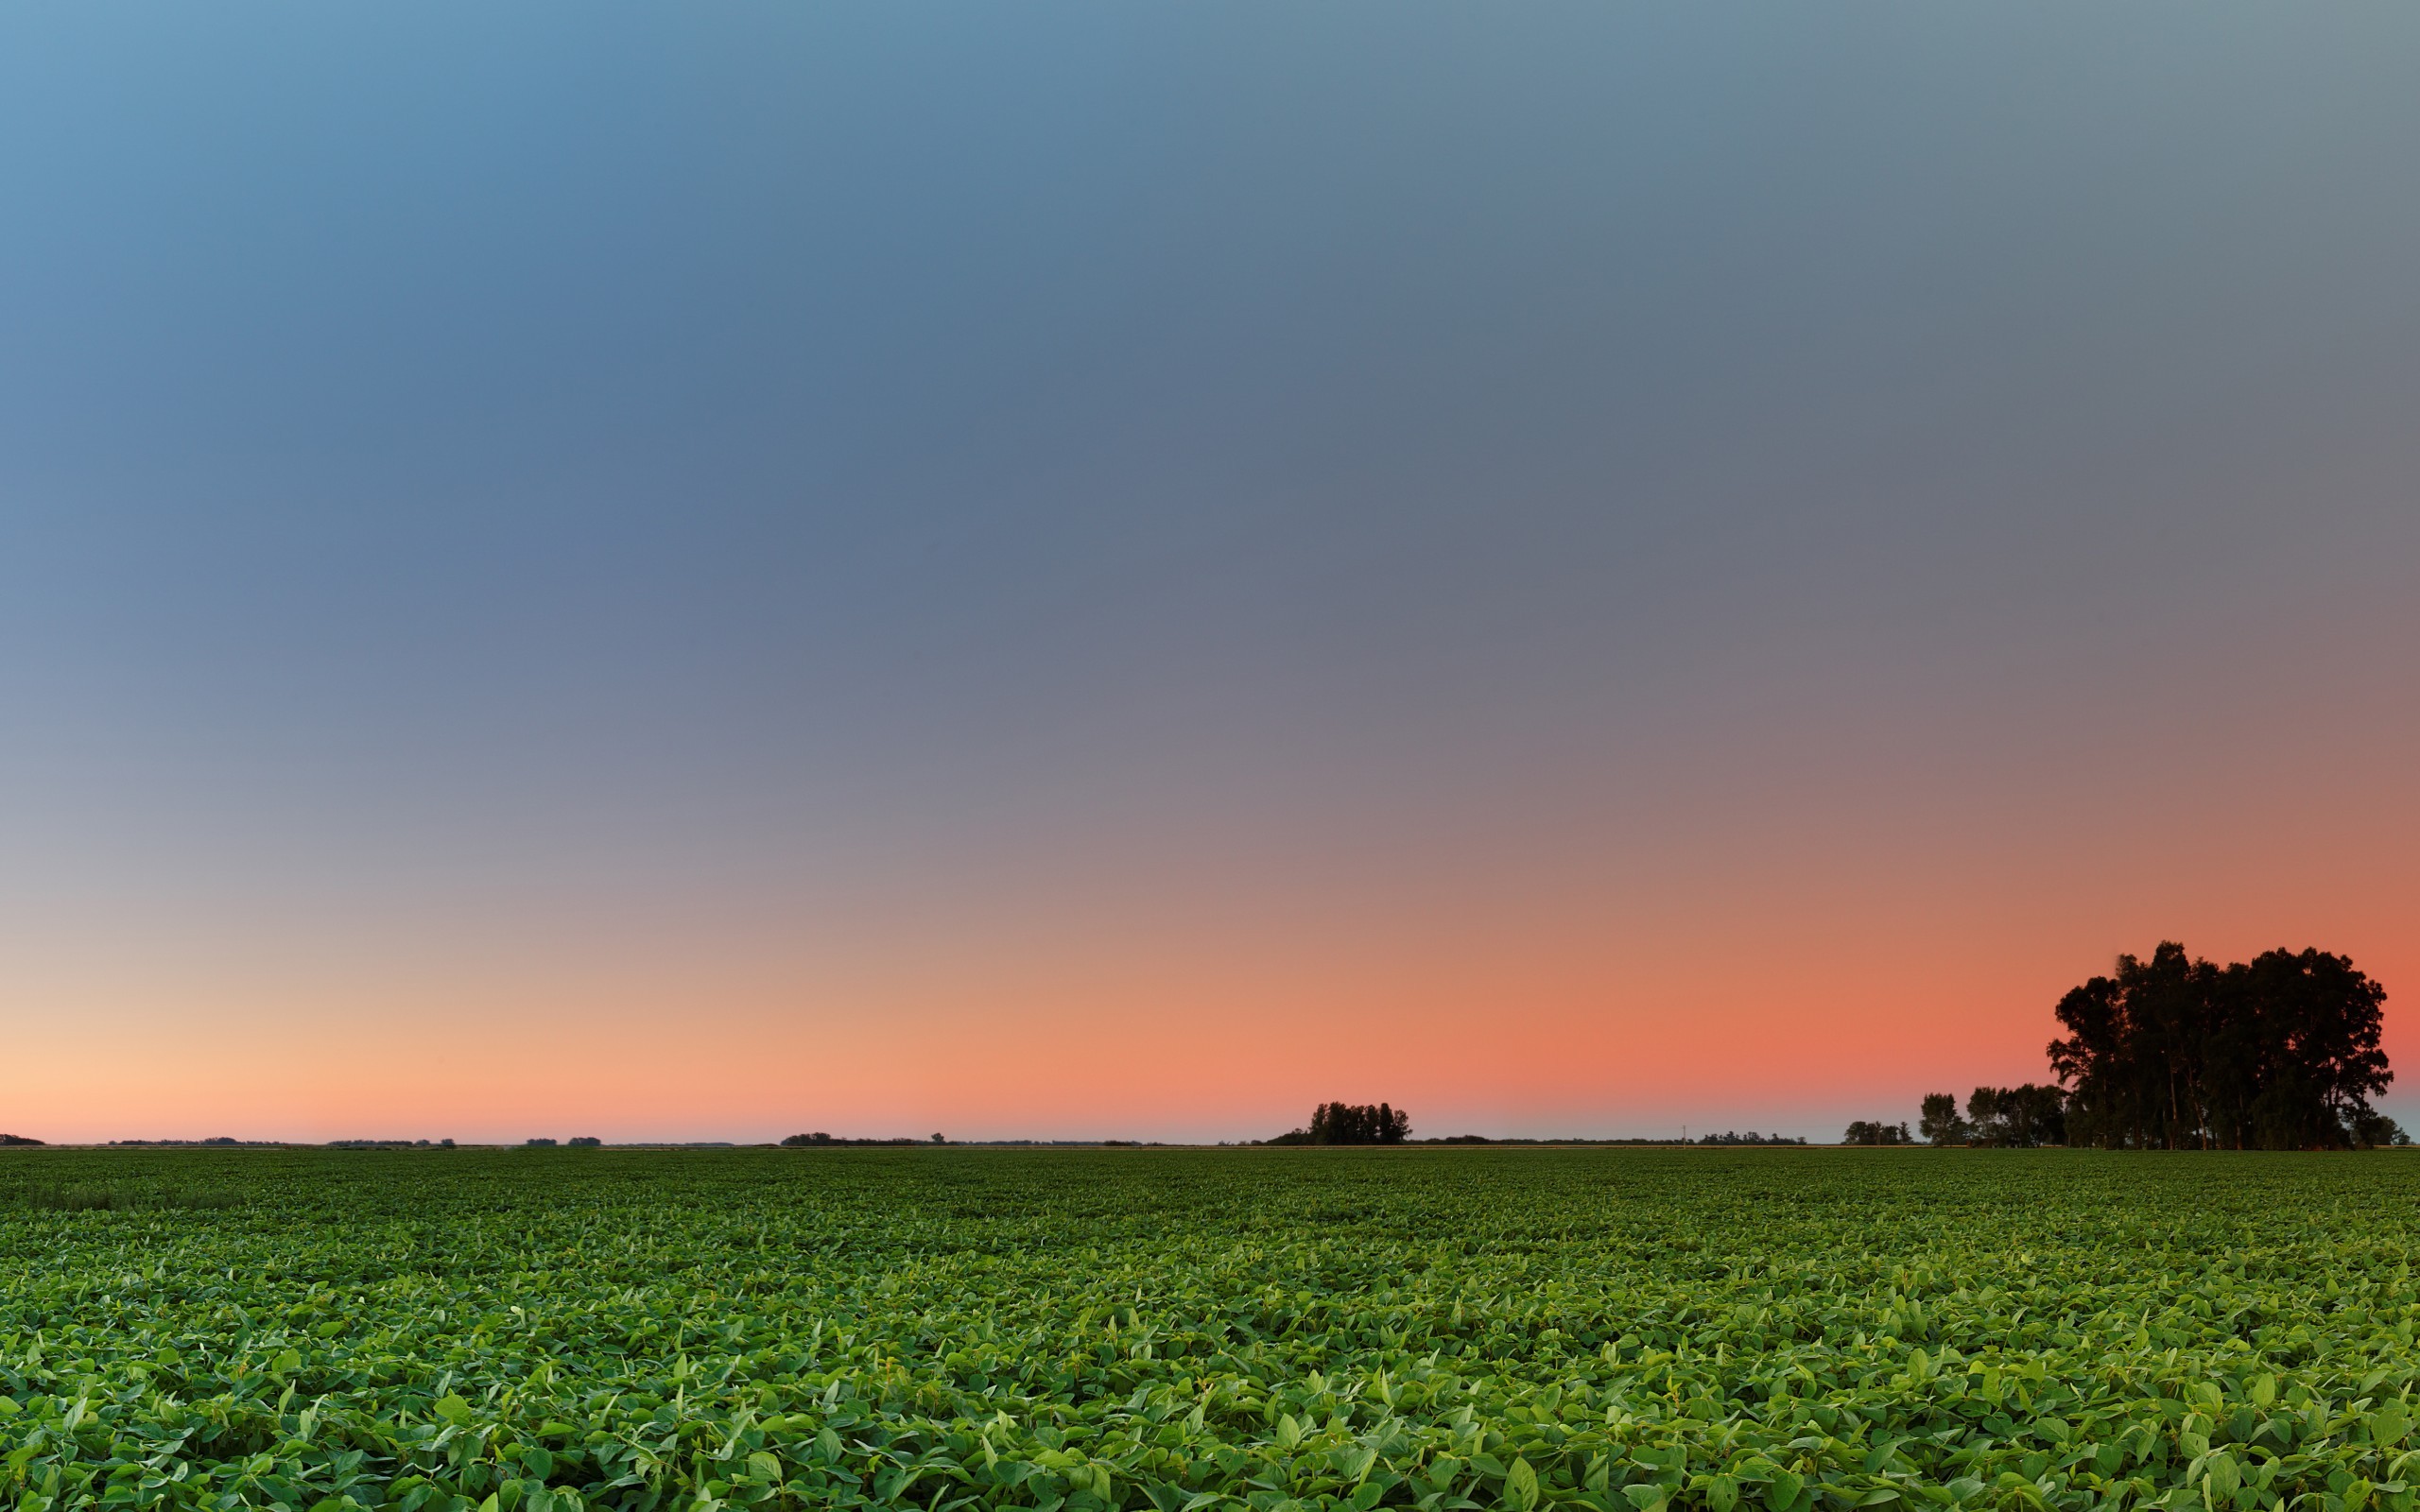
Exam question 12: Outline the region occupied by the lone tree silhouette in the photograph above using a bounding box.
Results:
[1917,1094,1967,1146]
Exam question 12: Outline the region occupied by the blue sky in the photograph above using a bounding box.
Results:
[5,4,2418,1141]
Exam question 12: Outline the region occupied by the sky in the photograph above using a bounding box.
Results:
[4,3,2418,1144]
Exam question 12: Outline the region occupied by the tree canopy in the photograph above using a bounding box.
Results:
[2048,942,2394,1149]
[1966,1084,2067,1147]
[1915,1088,2066,1146]
[1916,1094,1965,1146]
[1266,1102,1411,1145]
[1910,945,2397,1150]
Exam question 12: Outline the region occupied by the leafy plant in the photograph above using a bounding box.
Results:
[5,1147,2420,1512]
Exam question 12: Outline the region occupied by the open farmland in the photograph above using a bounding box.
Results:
[5,1148,2420,1512]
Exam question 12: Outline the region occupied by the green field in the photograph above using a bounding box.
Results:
[6,1148,2419,1512]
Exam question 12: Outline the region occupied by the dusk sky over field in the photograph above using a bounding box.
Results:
[5,4,2419,1144]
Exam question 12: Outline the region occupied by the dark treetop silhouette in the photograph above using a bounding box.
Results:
[2049,943,2394,1149]
[1920,942,2397,1150]
[1265,1103,1412,1145]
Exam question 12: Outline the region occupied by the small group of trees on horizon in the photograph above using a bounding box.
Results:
[1265,1102,1412,1145]
[329,1138,457,1150]
[1889,942,2402,1151]
[1914,1085,2070,1147]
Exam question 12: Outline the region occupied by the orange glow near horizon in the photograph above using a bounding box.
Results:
[11,781,2414,1144]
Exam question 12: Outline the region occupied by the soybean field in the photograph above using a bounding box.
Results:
[5,1147,2420,1512]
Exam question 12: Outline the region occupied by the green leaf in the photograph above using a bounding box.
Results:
[1506,1457,1540,1512]
[1766,1470,1805,1512]
[2377,1406,2412,1448]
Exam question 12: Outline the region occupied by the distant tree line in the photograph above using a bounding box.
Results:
[1409,1135,1716,1146]
[1841,1121,1911,1145]
[1910,942,2401,1150]
[1262,1114,1803,1146]
[781,1132,929,1147]
[0,1133,43,1146]
[1264,1102,1411,1145]
[106,1137,258,1147]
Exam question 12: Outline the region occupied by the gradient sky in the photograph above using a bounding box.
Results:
[5,3,2418,1143]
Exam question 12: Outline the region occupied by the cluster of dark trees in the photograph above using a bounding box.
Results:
[327,1138,457,1149]
[1697,1130,1806,1146]
[1841,1121,1912,1145]
[1907,943,2401,1150]
[1916,1086,2069,1147]
[1266,1102,1412,1145]
[0,1133,43,1146]
[2048,944,2398,1149]
[780,1132,931,1147]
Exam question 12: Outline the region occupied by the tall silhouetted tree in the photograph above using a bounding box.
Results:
[1918,1093,1969,1145]
[2049,942,2394,1149]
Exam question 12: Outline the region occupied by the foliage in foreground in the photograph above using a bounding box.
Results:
[6,1148,2420,1512]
